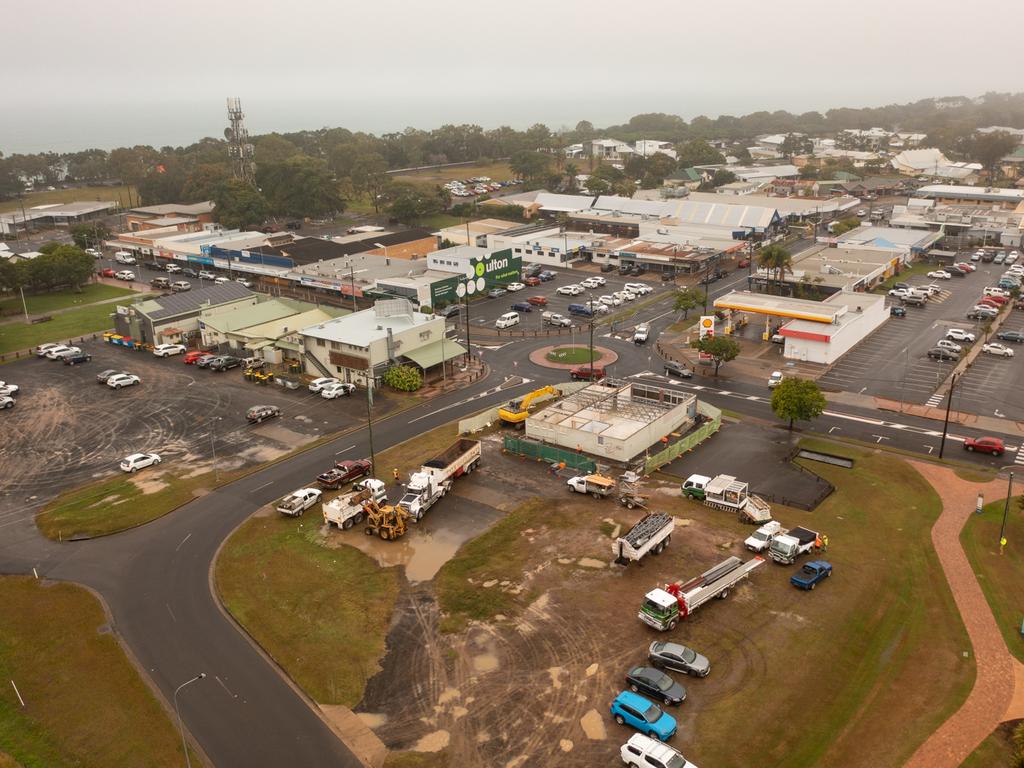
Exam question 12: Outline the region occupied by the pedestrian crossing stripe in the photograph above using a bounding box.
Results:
[1015,451,1024,465]
[926,393,943,407]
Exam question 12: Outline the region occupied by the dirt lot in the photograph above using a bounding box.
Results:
[0,339,397,527]
[343,433,971,767]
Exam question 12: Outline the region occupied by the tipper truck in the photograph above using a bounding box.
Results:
[769,526,818,564]
[399,438,481,521]
[322,479,387,529]
[638,556,764,631]
[612,513,674,565]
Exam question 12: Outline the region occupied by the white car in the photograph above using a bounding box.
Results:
[308,377,341,393]
[982,343,1015,358]
[113,251,136,264]
[580,277,602,289]
[599,294,622,306]
[546,313,572,327]
[768,371,784,388]
[971,252,982,262]
[625,282,652,295]
[1007,265,1024,275]
[620,733,698,768]
[120,452,162,473]
[214,276,231,285]
[198,270,217,280]
[0,396,14,410]
[918,284,942,296]
[85,248,102,258]
[946,329,976,342]
[50,346,82,360]
[276,487,323,517]
[614,290,636,302]
[983,287,1010,298]
[586,301,611,314]
[888,287,909,298]
[235,278,253,288]
[164,263,183,274]
[589,275,607,286]
[0,384,19,397]
[321,382,356,399]
[1008,252,1020,264]
[557,284,584,296]
[106,373,141,389]
[936,339,962,353]
[114,270,136,281]
[927,270,951,280]
[35,343,63,357]
[153,343,186,358]
[505,282,525,292]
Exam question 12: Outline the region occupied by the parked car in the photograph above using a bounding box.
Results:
[648,641,710,677]
[183,350,211,364]
[609,691,677,742]
[964,436,1005,456]
[151,276,172,290]
[625,666,686,706]
[191,353,217,368]
[580,277,602,289]
[967,308,998,320]
[982,342,1015,358]
[557,284,584,296]
[439,304,461,318]
[209,355,243,371]
[888,288,909,298]
[0,396,13,410]
[106,373,141,389]
[235,278,253,288]
[114,270,136,281]
[526,296,548,306]
[182,267,199,278]
[308,377,341,393]
[663,360,693,379]
[890,306,906,317]
[902,294,926,307]
[546,313,571,327]
[321,382,356,399]
[996,330,1024,343]
[523,276,542,286]
[600,294,622,307]
[276,487,323,517]
[96,369,125,384]
[164,263,183,274]
[624,282,651,295]
[954,262,976,272]
[120,452,162,473]
[153,343,187,358]
[946,329,976,342]
[505,282,525,292]
[569,365,606,381]
[0,384,19,396]
[936,339,962,353]
[981,294,1009,305]
[600,263,616,273]
[113,251,136,264]
[487,287,507,299]
[538,271,556,281]
[171,281,192,292]
[35,342,63,357]
[620,733,698,768]
[144,261,163,273]
[927,270,951,280]
[330,459,373,485]
[791,560,833,590]
[198,270,217,280]
[63,351,92,365]
[510,302,534,313]
[85,248,102,258]
[246,404,281,423]
[927,347,960,362]
[45,345,80,360]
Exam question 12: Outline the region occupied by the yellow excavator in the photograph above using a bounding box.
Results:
[498,385,561,428]
[362,498,409,540]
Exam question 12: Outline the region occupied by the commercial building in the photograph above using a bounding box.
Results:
[124,202,215,231]
[300,298,463,385]
[435,218,522,246]
[0,201,118,236]
[889,202,1024,248]
[769,244,908,294]
[833,224,943,256]
[890,150,983,182]
[200,299,341,365]
[912,184,1024,209]
[525,380,697,463]
[713,290,888,365]
[114,282,256,345]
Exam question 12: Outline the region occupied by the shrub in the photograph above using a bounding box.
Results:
[382,364,423,392]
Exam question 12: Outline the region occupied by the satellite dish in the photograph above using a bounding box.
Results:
[223,127,234,140]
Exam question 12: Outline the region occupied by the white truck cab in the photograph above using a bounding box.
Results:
[744,520,783,553]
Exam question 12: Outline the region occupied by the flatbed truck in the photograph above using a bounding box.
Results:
[638,556,764,631]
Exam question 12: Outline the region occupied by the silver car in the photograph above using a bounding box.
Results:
[649,641,711,678]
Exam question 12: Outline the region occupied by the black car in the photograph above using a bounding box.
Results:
[181,267,199,278]
[600,263,616,273]
[927,347,960,362]
[967,309,998,321]
[661,272,676,281]
[625,666,686,706]
[63,351,92,365]
[629,266,645,276]
[439,304,461,318]
[997,330,1024,343]
[619,263,633,275]
[95,368,125,383]
[510,302,533,313]
[947,266,967,277]
[892,282,910,291]
[524,264,543,278]
[209,355,243,371]
[538,271,556,282]
[890,306,906,317]
[143,261,163,272]
[663,360,693,378]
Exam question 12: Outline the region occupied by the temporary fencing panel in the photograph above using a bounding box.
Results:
[643,401,722,475]
[502,436,597,474]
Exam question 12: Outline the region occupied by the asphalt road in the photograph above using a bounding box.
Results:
[4,286,1024,765]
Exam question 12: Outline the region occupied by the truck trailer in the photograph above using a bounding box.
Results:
[612,513,674,565]
[399,438,481,521]
[322,479,387,529]
[638,556,764,631]
[699,474,772,524]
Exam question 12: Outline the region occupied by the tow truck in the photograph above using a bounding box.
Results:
[638,556,764,631]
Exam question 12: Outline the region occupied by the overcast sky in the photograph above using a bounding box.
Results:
[3,0,1021,153]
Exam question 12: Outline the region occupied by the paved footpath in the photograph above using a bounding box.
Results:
[905,462,1024,767]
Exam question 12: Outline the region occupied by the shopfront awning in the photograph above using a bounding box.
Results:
[276,340,301,352]
[403,339,467,369]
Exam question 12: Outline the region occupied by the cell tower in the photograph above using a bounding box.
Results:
[225,97,256,185]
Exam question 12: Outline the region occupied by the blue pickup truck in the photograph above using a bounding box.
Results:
[790,560,832,590]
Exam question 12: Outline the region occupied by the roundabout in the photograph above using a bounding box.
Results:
[529,344,619,370]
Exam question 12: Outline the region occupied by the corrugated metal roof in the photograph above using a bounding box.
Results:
[143,283,254,320]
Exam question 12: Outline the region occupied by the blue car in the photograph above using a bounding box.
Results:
[610,691,677,741]
[510,302,534,313]
[791,560,833,590]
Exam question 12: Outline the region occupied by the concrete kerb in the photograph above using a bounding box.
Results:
[931,304,1012,402]
[528,345,619,370]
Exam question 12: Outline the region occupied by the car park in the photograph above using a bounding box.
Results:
[964,436,1005,455]
[620,733,698,768]
[996,330,1024,343]
[246,404,281,423]
[927,270,951,279]
[63,351,92,365]
[946,329,976,342]
[120,452,161,473]
[321,382,356,399]
[153,343,187,358]
[505,282,524,292]
[526,296,548,306]
[114,270,136,281]
[982,342,1015,358]
[609,691,677,742]
[648,640,710,677]
[106,373,141,389]
[625,666,686,706]
[927,347,959,361]
[663,360,693,378]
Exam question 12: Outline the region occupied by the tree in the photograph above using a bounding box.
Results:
[829,216,862,236]
[757,244,793,295]
[673,287,705,319]
[382,364,422,392]
[770,378,827,430]
[257,156,344,219]
[349,153,389,212]
[384,182,445,225]
[676,139,725,167]
[70,222,111,249]
[509,151,551,186]
[970,131,1019,180]
[213,180,270,229]
[182,163,231,202]
[690,336,740,376]
[564,162,579,192]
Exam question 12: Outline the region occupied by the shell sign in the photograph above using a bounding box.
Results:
[699,316,716,339]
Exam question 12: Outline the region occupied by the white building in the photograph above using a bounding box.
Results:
[634,140,677,160]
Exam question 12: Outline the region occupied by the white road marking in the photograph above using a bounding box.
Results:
[829,427,841,434]
[873,435,890,443]
[175,533,192,552]
[250,480,274,493]
[215,675,238,699]
[166,603,176,622]
[334,445,355,455]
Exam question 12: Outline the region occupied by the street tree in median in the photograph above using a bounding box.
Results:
[673,287,705,319]
[757,244,793,295]
[70,222,111,249]
[770,377,827,431]
[690,335,740,376]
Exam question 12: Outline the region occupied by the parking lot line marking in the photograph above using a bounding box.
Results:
[215,675,238,700]
[250,480,274,493]
[166,603,176,623]
[334,445,356,455]
[175,533,191,552]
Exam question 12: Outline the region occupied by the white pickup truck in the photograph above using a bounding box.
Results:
[744,521,783,553]
[276,487,323,517]
[323,479,387,529]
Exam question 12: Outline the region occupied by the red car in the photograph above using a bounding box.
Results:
[569,364,606,381]
[183,349,211,364]
[737,258,750,268]
[964,437,1005,456]
[527,296,548,306]
[523,276,542,286]
[100,267,116,278]
[981,294,1008,305]
[317,459,373,489]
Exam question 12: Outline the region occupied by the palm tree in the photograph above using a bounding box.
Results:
[757,245,792,295]
[564,162,579,192]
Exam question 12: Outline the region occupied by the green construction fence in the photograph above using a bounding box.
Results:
[502,437,597,474]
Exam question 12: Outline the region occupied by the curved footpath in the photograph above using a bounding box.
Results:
[905,462,1024,767]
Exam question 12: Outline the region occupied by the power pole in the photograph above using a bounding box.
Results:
[365,379,376,472]
[938,373,958,459]
[999,471,1014,554]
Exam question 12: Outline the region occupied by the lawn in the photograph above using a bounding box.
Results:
[0,185,135,214]
[544,346,597,364]
[0,284,135,317]
[392,161,515,187]
[36,469,219,541]
[0,300,135,357]
[961,496,1024,663]
[959,720,1020,767]
[876,260,937,291]
[0,576,186,767]
[215,515,400,706]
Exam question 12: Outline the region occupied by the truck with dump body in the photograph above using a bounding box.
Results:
[701,474,772,524]
[399,438,481,521]
[567,473,616,498]
[638,556,764,630]
[322,479,387,529]
[769,526,818,564]
[613,513,674,565]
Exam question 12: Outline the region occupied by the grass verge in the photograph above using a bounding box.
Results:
[0,284,135,317]
[392,161,514,186]
[545,346,596,364]
[875,260,935,291]
[0,301,137,356]
[215,515,400,706]
[383,751,450,768]
[961,498,1024,664]
[0,576,186,767]
[959,720,1021,767]
[0,185,135,214]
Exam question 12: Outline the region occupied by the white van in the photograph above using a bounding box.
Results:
[495,312,520,329]
[114,251,136,265]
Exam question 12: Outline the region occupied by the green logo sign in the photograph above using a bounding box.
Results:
[475,262,485,277]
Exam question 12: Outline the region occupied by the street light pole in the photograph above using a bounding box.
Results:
[999,471,1014,554]
[938,373,958,459]
[209,417,220,482]
[173,672,206,768]
[365,378,377,472]
[348,264,358,313]
[463,292,472,365]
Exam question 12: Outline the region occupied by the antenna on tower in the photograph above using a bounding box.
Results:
[226,97,256,185]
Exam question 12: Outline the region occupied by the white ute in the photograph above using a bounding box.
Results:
[621,733,699,768]
[276,488,323,517]
[744,520,783,553]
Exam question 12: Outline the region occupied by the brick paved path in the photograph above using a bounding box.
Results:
[904,462,1023,767]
